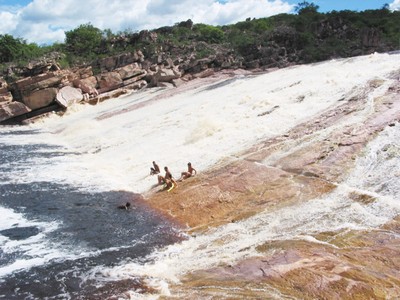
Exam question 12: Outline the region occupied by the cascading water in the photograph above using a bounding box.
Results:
[1,52,399,299]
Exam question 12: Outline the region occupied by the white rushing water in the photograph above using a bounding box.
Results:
[90,122,400,299]
[0,206,65,277]
[1,52,400,298]
[1,52,399,195]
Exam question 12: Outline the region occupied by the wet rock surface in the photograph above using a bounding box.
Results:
[143,74,400,298]
[0,226,40,240]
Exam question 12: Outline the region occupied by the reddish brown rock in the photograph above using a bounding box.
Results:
[116,63,146,80]
[122,72,147,86]
[97,72,123,93]
[142,75,400,299]
[151,67,181,86]
[15,73,62,91]
[0,92,13,103]
[0,101,31,122]
[78,66,94,79]
[72,78,98,96]
[171,225,400,299]
[22,87,58,110]
[96,52,141,72]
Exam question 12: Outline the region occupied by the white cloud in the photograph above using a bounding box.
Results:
[0,11,19,35]
[390,0,400,10]
[0,0,294,44]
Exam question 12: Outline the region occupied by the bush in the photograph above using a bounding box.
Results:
[65,23,103,58]
[0,34,44,63]
[194,24,224,43]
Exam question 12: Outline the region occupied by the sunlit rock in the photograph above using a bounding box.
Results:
[0,101,31,122]
[22,87,58,110]
[56,86,83,108]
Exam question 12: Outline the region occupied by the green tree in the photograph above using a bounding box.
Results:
[65,23,102,56]
[295,1,319,15]
[0,34,43,63]
[0,34,24,63]
[194,24,224,43]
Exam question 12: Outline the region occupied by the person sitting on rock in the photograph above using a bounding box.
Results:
[150,161,160,175]
[158,166,177,190]
[178,162,197,181]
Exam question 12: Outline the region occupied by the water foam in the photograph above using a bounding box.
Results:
[1,52,400,296]
[0,206,63,278]
[1,52,399,196]
[88,124,400,297]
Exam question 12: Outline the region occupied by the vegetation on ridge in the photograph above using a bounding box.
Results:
[0,1,399,77]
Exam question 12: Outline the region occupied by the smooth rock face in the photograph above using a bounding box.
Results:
[144,74,400,299]
[116,63,145,80]
[175,223,400,299]
[22,87,58,110]
[56,86,83,108]
[0,101,31,122]
[97,72,123,93]
[151,67,181,86]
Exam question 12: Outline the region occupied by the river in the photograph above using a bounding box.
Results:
[1,52,399,299]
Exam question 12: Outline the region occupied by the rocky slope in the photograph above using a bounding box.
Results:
[1,8,399,124]
[139,68,400,299]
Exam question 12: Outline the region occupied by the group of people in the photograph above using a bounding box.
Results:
[150,161,197,192]
[118,161,196,209]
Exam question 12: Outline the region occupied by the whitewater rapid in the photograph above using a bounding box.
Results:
[87,120,400,298]
[1,52,399,298]
[1,52,398,195]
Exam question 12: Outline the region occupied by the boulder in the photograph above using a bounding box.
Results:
[14,73,61,91]
[12,72,64,102]
[78,66,94,79]
[73,78,98,96]
[0,92,13,103]
[151,67,181,85]
[80,76,98,88]
[125,80,148,90]
[56,86,83,108]
[122,71,147,86]
[0,102,31,122]
[0,78,12,102]
[95,52,140,72]
[97,72,123,93]
[22,88,58,110]
[116,63,146,80]
[137,50,145,62]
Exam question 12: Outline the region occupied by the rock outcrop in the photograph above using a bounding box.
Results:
[23,87,58,110]
[1,11,398,124]
[0,78,12,103]
[142,72,400,299]
[56,86,84,108]
[0,101,31,123]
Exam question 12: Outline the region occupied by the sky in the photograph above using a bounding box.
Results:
[0,0,399,45]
